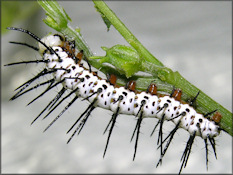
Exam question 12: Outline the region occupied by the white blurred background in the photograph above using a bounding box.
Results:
[2,1,232,173]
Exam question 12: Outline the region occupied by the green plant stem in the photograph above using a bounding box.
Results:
[93,1,164,67]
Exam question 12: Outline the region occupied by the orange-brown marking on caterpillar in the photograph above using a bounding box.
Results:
[212,112,222,124]
[147,84,157,95]
[126,80,136,92]
[76,50,83,64]
[63,41,74,55]
[62,40,82,64]
[108,74,117,86]
[68,41,76,58]
[92,71,98,77]
[172,89,182,101]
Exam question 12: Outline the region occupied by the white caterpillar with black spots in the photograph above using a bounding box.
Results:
[5,27,222,174]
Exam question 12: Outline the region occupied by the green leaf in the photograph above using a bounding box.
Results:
[94,4,112,31]
[91,45,141,78]
[38,0,71,32]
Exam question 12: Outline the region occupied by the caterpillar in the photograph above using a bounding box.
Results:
[4,27,225,174]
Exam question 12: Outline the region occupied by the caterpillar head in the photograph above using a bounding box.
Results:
[39,34,64,55]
